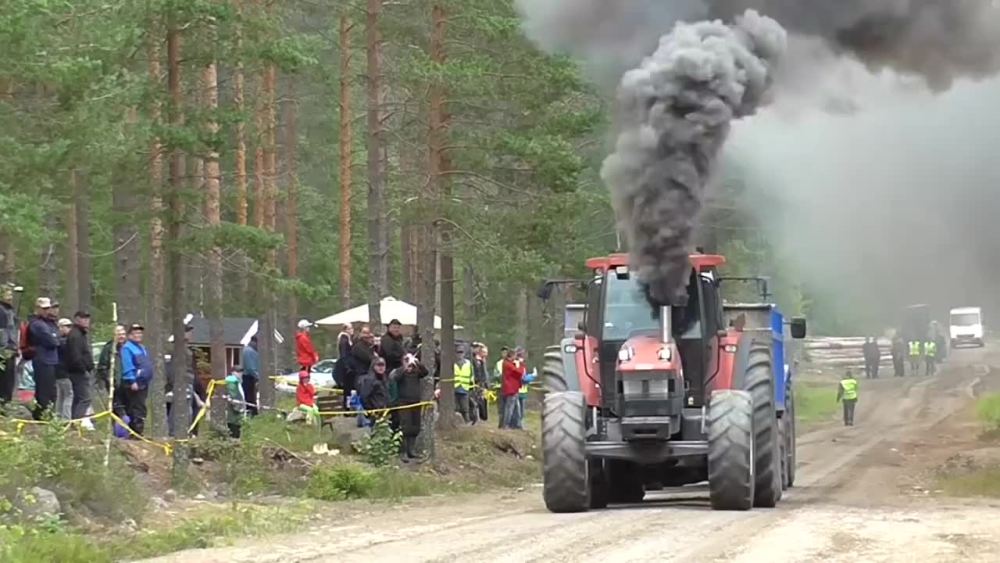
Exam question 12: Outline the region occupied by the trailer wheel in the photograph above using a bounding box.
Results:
[746,343,782,508]
[542,345,568,393]
[785,387,797,488]
[542,391,589,513]
[708,390,756,511]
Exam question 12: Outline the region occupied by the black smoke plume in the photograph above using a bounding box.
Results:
[599,11,786,306]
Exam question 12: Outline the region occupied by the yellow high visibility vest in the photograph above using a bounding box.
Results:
[840,378,858,401]
[454,361,472,391]
[924,341,937,357]
[908,341,922,357]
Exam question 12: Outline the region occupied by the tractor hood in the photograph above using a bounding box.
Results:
[615,332,682,375]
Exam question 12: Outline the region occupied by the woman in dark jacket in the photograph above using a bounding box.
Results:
[390,353,428,461]
[333,324,353,389]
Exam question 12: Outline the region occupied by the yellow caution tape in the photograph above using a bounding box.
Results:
[316,400,435,417]
[187,379,217,435]
[108,412,174,456]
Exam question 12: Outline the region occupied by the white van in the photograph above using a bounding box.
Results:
[949,307,985,348]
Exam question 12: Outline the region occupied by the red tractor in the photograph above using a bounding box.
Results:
[539,253,806,511]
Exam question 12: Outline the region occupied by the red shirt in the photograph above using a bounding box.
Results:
[501,359,525,397]
[296,331,319,367]
[296,378,316,407]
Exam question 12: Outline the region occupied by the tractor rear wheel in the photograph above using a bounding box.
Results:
[542,391,590,513]
[746,343,782,508]
[785,387,797,488]
[542,345,569,393]
[707,390,756,511]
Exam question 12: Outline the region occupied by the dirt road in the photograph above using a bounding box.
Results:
[145,347,1000,563]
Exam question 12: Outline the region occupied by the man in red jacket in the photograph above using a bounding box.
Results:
[501,349,525,430]
[296,319,320,372]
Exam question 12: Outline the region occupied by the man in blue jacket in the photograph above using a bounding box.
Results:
[120,323,154,436]
[28,297,60,420]
[241,335,260,417]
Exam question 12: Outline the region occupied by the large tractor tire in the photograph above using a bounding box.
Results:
[707,390,756,511]
[784,386,797,489]
[542,391,590,513]
[542,345,569,393]
[746,343,782,508]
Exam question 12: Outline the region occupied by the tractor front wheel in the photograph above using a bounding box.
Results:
[542,391,590,513]
[542,345,568,393]
[707,390,756,511]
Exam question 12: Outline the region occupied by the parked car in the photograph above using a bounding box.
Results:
[275,358,337,393]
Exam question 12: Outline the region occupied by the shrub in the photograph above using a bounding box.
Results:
[976,394,1000,430]
[305,465,376,501]
[354,420,401,468]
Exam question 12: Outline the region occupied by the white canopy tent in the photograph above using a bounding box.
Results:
[314,296,461,330]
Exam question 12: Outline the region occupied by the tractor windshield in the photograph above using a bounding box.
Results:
[602,274,658,341]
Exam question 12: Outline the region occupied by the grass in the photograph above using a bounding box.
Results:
[937,466,1000,498]
[0,503,316,563]
[976,394,1000,431]
[795,382,839,426]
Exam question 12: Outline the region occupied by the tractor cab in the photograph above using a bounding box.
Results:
[582,254,726,410]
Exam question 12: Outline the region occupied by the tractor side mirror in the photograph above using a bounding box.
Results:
[790,317,807,339]
[537,281,553,301]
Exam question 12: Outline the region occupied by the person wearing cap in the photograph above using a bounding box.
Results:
[54,317,74,420]
[65,311,95,425]
[120,323,154,435]
[379,319,405,373]
[28,298,60,420]
[295,319,319,372]
[0,284,19,405]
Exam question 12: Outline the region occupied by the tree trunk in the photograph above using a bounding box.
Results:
[463,265,476,339]
[167,16,191,480]
[146,25,168,438]
[40,218,59,300]
[515,286,528,348]
[112,125,141,324]
[75,171,92,312]
[258,60,278,409]
[365,0,387,327]
[401,223,416,302]
[285,82,300,328]
[203,58,226,396]
[338,13,354,307]
[65,172,80,313]
[414,223,437,458]
[234,0,250,299]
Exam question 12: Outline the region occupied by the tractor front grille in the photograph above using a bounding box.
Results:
[618,371,682,418]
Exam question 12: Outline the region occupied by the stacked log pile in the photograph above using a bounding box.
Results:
[803,337,892,370]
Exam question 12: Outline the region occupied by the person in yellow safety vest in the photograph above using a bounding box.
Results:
[923,340,937,376]
[495,346,509,428]
[908,340,922,376]
[836,369,858,427]
[453,347,473,423]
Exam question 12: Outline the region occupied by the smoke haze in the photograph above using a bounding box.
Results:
[599,12,786,306]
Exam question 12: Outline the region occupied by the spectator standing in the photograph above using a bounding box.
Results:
[65,311,95,426]
[453,347,473,423]
[471,343,489,424]
[54,318,74,420]
[0,284,19,406]
[501,349,525,429]
[241,335,260,416]
[515,348,532,428]
[120,323,154,436]
[390,354,429,462]
[347,325,375,406]
[28,298,59,420]
[98,325,126,416]
[494,346,508,427]
[295,319,319,372]
[891,335,906,377]
[379,319,405,373]
[359,356,390,427]
[225,367,245,438]
[333,323,353,389]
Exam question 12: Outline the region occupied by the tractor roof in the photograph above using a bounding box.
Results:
[585,253,726,274]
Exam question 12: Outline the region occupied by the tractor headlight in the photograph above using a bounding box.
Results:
[657,347,672,361]
[618,346,634,362]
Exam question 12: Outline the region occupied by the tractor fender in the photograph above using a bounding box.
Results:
[716,331,766,392]
[558,337,581,393]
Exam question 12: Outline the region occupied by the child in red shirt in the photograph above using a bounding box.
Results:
[287,369,318,424]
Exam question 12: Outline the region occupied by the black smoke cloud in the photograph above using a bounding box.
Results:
[515,0,1000,89]
[599,11,786,306]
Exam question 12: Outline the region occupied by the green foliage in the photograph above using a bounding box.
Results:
[0,525,107,563]
[0,422,146,524]
[305,464,377,501]
[795,383,839,425]
[353,420,401,468]
[976,394,1000,430]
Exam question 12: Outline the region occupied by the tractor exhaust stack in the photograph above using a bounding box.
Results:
[660,306,672,344]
